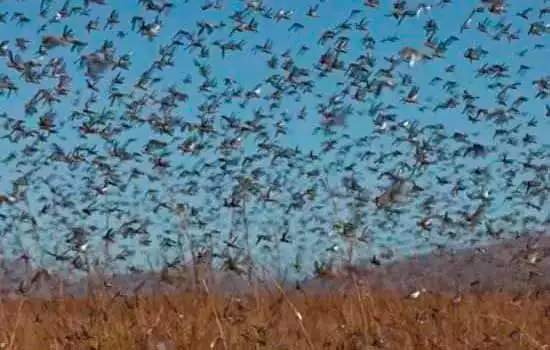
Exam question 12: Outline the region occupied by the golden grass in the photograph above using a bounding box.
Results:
[0,279,549,350]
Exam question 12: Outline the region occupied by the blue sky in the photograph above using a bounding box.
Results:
[0,0,548,279]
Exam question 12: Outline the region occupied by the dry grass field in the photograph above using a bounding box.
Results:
[0,283,550,349]
[1,235,550,349]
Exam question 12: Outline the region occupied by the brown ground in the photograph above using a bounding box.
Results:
[1,235,550,349]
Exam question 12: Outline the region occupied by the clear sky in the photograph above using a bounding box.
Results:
[0,0,548,279]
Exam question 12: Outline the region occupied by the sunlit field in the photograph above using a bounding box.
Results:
[1,277,549,349]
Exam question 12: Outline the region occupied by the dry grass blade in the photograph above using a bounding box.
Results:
[201,280,228,350]
[7,298,25,350]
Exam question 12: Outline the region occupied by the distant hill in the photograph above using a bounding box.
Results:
[302,234,550,295]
